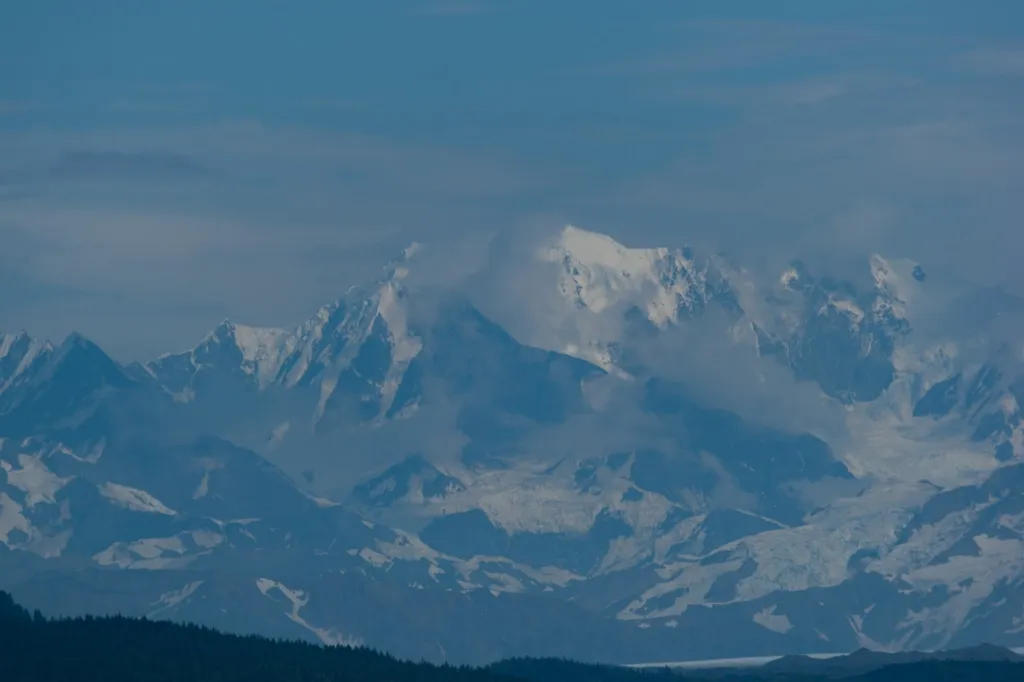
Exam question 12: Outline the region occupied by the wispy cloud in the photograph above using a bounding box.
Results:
[134,82,213,95]
[958,47,1024,74]
[0,122,566,358]
[601,19,880,76]
[45,150,214,182]
[654,73,918,109]
[106,99,202,114]
[568,14,1024,302]
[300,97,365,112]
[418,0,486,17]
[775,80,850,105]
[104,82,214,115]
[4,8,1023,365]
[0,100,39,115]
[590,108,1024,297]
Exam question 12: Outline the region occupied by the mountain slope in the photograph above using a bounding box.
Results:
[2,224,1023,664]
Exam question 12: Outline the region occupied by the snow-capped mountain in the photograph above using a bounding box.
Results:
[542,226,738,329]
[143,244,423,428]
[2,224,1023,664]
[0,331,51,392]
[497,225,740,369]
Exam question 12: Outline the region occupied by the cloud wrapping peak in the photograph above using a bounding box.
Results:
[2,10,1023,366]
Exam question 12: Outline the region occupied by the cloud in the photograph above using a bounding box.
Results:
[133,82,213,95]
[562,18,1024,300]
[3,122,557,200]
[418,0,486,17]
[458,217,847,441]
[0,101,38,115]
[0,123,563,359]
[102,82,215,115]
[463,216,635,357]
[269,401,470,496]
[46,150,213,181]
[300,97,365,113]
[601,19,880,76]
[774,80,849,105]
[105,99,204,114]
[958,47,1024,75]
[5,13,1023,372]
[654,73,917,110]
[624,308,848,440]
[578,93,1024,298]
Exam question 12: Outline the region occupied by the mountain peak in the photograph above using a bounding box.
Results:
[200,319,290,353]
[56,332,104,354]
[538,224,727,329]
[0,331,53,393]
[1,330,49,359]
[868,254,926,323]
[548,225,677,273]
[201,318,237,342]
[0,329,34,344]
[540,225,671,315]
[205,320,295,388]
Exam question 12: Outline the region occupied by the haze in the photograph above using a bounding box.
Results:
[2,1,1024,360]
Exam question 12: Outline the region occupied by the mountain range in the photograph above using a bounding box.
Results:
[2,224,1023,665]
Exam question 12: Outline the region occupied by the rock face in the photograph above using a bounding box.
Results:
[2,224,1023,665]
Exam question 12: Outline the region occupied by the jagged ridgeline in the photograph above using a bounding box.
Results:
[2,225,1024,664]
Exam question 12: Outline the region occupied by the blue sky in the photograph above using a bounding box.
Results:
[2,1,1024,358]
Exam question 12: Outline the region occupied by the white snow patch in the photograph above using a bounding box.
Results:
[753,606,793,634]
[357,547,391,568]
[191,529,224,548]
[484,571,526,594]
[256,578,362,647]
[528,225,723,367]
[63,439,105,464]
[620,483,934,621]
[192,472,209,499]
[869,254,921,320]
[541,225,683,321]
[374,278,423,419]
[267,421,291,450]
[828,297,865,326]
[93,535,202,570]
[307,494,340,508]
[148,581,204,617]
[895,535,1024,648]
[100,482,177,515]
[0,492,32,544]
[0,492,70,558]
[839,399,998,486]
[1,454,71,507]
[231,323,294,388]
[0,332,50,392]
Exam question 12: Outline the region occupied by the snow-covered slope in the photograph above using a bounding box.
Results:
[541,225,735,324]
[2,224,1024,663]
[522,225,738,368]
[0,332,52,395]
[145,245,424,426]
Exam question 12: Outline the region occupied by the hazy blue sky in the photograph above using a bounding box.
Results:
[2,1,1023,359]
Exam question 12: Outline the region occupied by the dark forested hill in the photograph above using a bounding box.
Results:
[1,591,1022,682]
[0,591,507,682]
